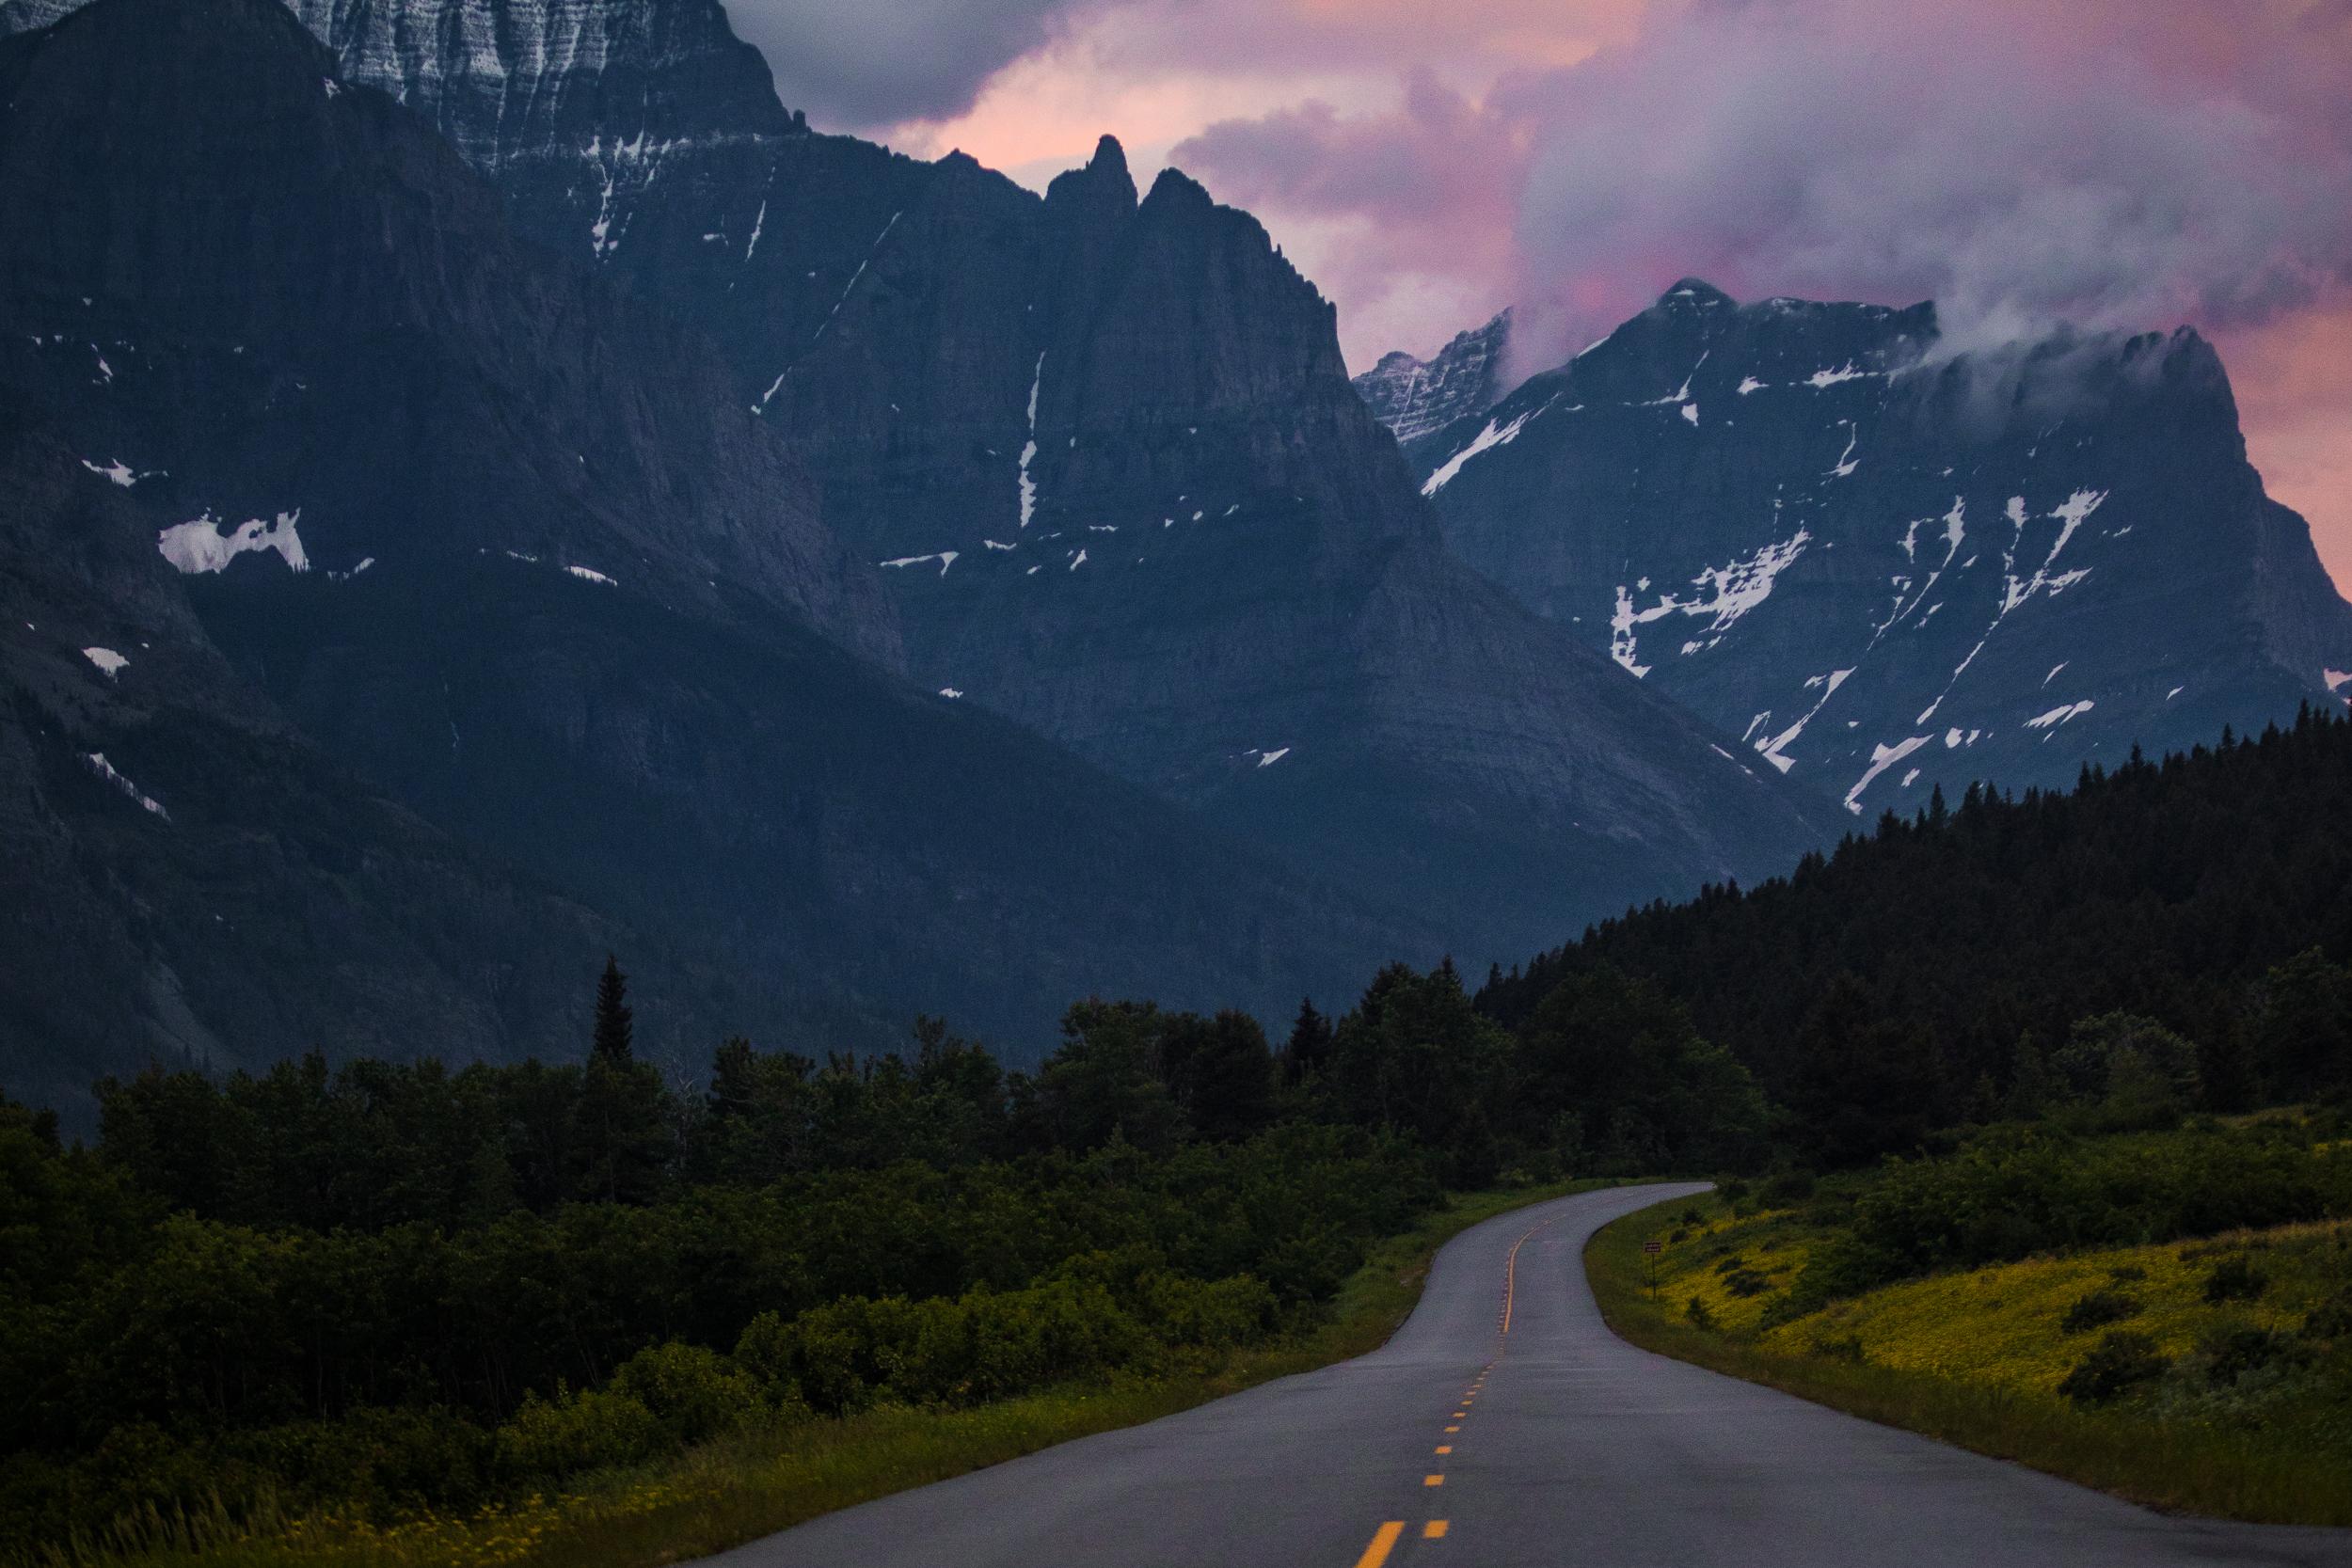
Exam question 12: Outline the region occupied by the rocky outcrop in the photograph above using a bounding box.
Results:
[1408,280,2352,816]
[1353,309,1513,445]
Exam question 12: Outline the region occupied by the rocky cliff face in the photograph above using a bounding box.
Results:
[748,143,1836,961]
[1,0,1841,965]
[0,0,1427,1113]
[1405,280,2352,817]
[1352,309,1513,445]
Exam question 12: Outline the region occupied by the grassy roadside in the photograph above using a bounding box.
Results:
[58,1180,1613,1568]
[1585,1190,2352,1527]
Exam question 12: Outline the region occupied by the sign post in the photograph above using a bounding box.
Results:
[1642,1238,1662,1297]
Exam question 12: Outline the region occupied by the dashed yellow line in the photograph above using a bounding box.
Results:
[1423,1521,1450,1540]
[1423,1474,1445,1488]
[1353,1521,1406,1568]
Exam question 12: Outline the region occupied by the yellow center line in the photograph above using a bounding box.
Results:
[1353,1521,1406,1568]
[1444,1424,1459,1433]
[1435,1445,1453,1454]
[1424,1473,1446,1487]
[1502,1211,1567,1335]
[1423,1521,1451,1540]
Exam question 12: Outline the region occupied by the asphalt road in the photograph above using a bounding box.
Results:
[707,1181,2352,1567]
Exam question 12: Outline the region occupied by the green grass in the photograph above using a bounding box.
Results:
[1585,1190,2352,1527]
[41,1180,1613,1568]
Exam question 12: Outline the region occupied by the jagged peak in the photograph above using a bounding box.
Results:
[1143,165,1215,213]
[1658,277,1736,309]
[1043,132,1137,214]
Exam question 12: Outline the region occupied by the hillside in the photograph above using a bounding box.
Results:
[1483,705,2352,1159]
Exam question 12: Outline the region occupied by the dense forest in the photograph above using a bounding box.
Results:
[1485,705,2352,1164]
[4,710,2347,1553]
[0,958,1762,1551]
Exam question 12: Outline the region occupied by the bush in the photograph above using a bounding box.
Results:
[1760,1170,1817,1207]
[1685,1296,1714,1330]
[2058,1330,2169,1406]
[2302,1289,2352,1341]
[2203,1256,2269,1304]
[1722,1267,1772,1299]
[2059,1288,2143,1335]
[2195,1325,2310,1388]
[609,1341,761,1445]
[497,1385,667,1478]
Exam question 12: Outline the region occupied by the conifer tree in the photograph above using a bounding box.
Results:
[1283,998,1334,1085]
[593,955,633,1063]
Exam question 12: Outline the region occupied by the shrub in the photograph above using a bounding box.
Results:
[2059,1288,2143,1336]
[2302,1289,2352,1341]
[2106,1264,2148,1283]
[1685,1296,1714,1330]
[2203,1256,2269,1304]
[1760,1170,1817,1207]
[2058,1330,2169,1406]
[1806,1332,1867,1363]
[497,1385,666,1478]
[2195,1326,2310,1388]
[609,1341,761,1445]
[1722,1267,1772,1299]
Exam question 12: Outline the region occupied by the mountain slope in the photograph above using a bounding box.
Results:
[1403,281,2352,818]
[0,0,1428,1110]
[128,0,1842,961]
[1350,308,1513,445]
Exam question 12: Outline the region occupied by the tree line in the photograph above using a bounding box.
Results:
[1482,705,2352,1166]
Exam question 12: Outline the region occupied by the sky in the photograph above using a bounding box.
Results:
[727,0,2352,594]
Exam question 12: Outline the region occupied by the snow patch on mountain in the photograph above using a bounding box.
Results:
[1755,667,1853,773]
[2026,699,2095,730]
[1422,404,1544,496]
[82,646,128,677]
[157,510,308,575]
[1845,735,1933,815]
[80,457,152,487]
[1018,354,1042,528]
[1613,525,1812,675]
[880,551,958,578]
[84,752,167,818]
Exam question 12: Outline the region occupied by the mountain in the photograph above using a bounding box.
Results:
[0,0,1431,1116]
[1351,308,1514,445]
[93,0,1840,961]
[1398,280,2352,818]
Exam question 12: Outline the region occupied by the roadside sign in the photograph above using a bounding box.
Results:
[1642,1241,1663,1254]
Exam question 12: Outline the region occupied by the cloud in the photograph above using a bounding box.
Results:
[1168,0,2352,376]
[726,0,1102,131]
[1508,0,2352,367]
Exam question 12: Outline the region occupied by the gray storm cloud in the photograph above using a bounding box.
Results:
[723,0,1097,131]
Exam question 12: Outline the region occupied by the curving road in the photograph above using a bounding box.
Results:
[707,1182,2352,1567]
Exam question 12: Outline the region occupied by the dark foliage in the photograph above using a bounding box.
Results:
[1483,708,2352,1160]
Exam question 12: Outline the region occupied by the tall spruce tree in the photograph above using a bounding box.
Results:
[593,956,633,1063]
[1282,998,1334,1085]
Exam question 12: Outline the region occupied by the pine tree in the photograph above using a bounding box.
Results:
[593,956,633,1063]
[1282,998,1334,1085]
